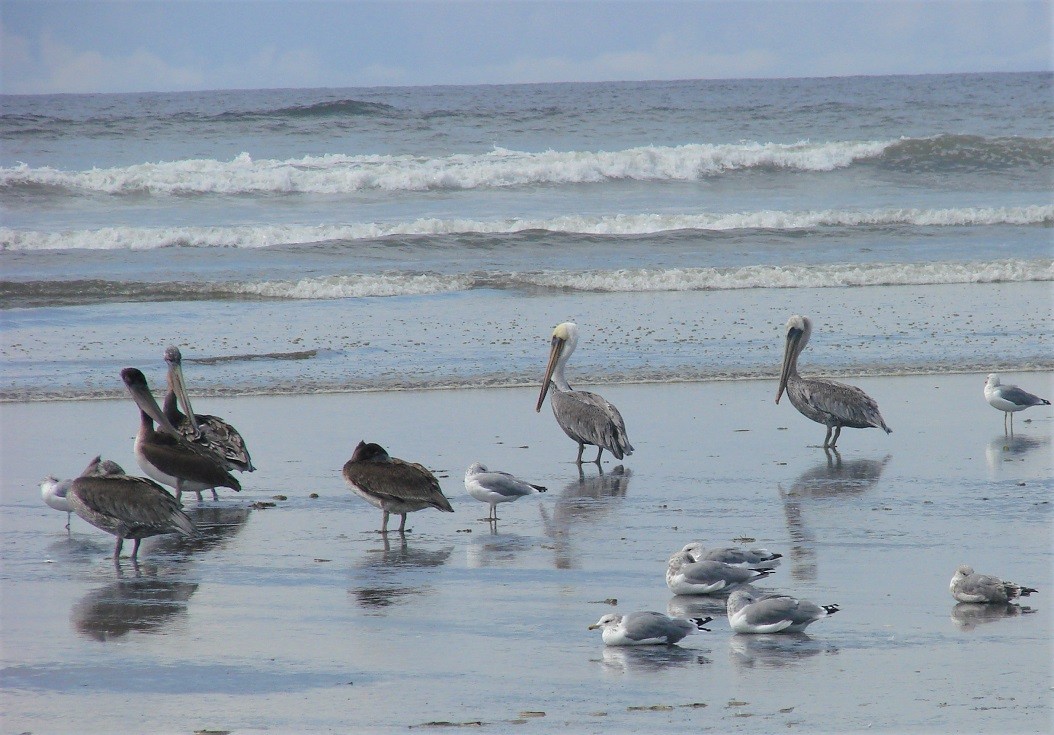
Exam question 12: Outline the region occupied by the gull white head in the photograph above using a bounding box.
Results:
[536,321,580,412]
[588,613,622,631]
[40,476,72,512]
[465,462,487,477]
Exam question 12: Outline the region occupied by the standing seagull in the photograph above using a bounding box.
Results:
[464,462,546,521]
[122,368,241,503]
[164,346,255,472]
[984,374,1050,435]
[727,589,840,634]
[343,441,454,533]
[950,564,1037,604]
[67,457,197,560]
[776,315,891,448]
[535,322,633,464]
[41,456,125,529]
[589,611,713,646]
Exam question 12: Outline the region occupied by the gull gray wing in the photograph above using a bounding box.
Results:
[623,612,692,643]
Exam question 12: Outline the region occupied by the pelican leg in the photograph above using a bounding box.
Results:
[822,426,834,448]
[174,481,184,503]
[398,513,408,534]
[130,538,142,561]
[594,447,604,464]
[575,443,585,464]
[829,426,842,448]
[381,510,390,534]
[113,537,124,559]
[210,488,219,501]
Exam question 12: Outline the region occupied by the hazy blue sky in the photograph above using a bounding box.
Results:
[2,0,1050,94]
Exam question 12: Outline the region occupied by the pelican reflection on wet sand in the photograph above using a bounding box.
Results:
[536,322,633,464]
[164,346,255,472]
[777,315,891,448]
[123,368,242,503]
[343,441,454,534]
[67,456,198,561]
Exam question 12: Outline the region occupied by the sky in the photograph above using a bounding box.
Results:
[1,0,1051,95]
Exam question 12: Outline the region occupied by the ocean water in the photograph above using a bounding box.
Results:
[2,73,1051,400]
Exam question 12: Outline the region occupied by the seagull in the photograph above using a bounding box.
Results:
[777,315,891,448]
[984,374,1050,434]
[589,611,713,646]
[727,589,840,634]
[666,550,774,595]
[464,462,546,521]
[950,564,1038,604]
[41,456,125,529]
[536,321,633,464]
[67,458,198,561]
[680,541,783,568]
[343,441,454,533]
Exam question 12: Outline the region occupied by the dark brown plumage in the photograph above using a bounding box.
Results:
[342,441,453,533]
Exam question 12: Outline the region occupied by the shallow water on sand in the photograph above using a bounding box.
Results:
[1,373,1051,733]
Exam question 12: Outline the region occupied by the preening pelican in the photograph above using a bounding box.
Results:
[343,441,454,533]
[776,315,891,448]
[164,346,255,472]
[535,322,633,464]
[67,457,197,560]
[122,368,241,502]
[464,462,546,521]
[984,373,1050,434]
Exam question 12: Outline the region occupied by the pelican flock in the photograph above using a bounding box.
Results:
[66,457,197,560]
[123,368,242,502]
[984,373,1050,434]
[536,322,633,464]
[164,346,255,472]
[776,315,891,448]
[343,441,453,533]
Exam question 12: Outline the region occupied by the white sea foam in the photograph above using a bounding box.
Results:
[202,260,1051,300]
[2,205,1050,251]
[1,140,895,195]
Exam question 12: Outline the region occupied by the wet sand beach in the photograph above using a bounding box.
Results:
[1,372,1051,733]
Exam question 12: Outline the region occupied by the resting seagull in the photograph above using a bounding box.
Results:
[536,322,633,464]
[343,441,454,533]
[777,315,891,448]
[464,462,546,521]
[726,589,839,634]
[589,611,713,646]
[666,550,773,596]
[984,373,1050,435]
[680,540,782,568]
[950,564,1037,604]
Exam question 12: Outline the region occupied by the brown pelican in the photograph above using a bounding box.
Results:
[164,346,254,472]
[984,373,1050,434]
[776,315,891,448]
[122,367,241,502]
[67,457,197,560]
[464,462,546,521]
[589,611,712,646]
[535,322,633,464]
[950,564,1037,603]
[726,589,839,634]
[342,441,454,533]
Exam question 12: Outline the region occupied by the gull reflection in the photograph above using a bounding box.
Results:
[598,644,710,676]
[539,465,631,569]
[465,531,536,568]
[779,450,891,581]
[667,586,763,621]
[951,602,1037,631]
[350,535,453,612]
[70,566,198,642]
[728,633,837,670]
[985,434,1051,480]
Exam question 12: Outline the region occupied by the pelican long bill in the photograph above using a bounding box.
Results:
[536,334,565,412]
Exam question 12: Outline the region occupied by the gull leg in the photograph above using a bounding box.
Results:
[1009,412,1015,435]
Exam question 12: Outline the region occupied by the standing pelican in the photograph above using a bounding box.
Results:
[984,373,1050,434]
[164,346,255,472]
[343,441,454,533]
[776,315,891,448]
[67,458,197,560]
[535,322,633,464]
[122,368,241,502]
[464,462,546,521]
